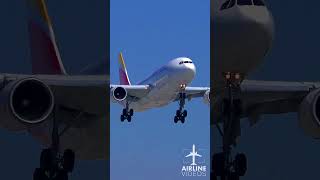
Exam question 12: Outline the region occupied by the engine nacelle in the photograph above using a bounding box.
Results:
[203,89,210,105]
[299,88,320,138]
[111,86,127,102]
[0,78,54,131]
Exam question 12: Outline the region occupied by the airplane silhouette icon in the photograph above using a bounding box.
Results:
[185,144,202,165]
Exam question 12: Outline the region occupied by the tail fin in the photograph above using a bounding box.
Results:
[27,0,66,74]
[118,52,131,85]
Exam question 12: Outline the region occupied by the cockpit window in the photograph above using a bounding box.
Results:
[253,0,265,6]
[179,61,193,65]
[221,0,265,10]
[220,0,231,10]
[237,0,252,5]
[221,0,235,10]
[228,0,236,8]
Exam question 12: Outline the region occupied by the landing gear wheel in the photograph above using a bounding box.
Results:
[212,153,225,176]
[183,110,187,117]
[174,116,179,123]
[120,115,125,122]
[127,116,132,122]
[40,148,54,171]
[129,109,134,116]
[235,153,247,176]
[176,110,180,116]
[33,168,49,180]
[122,109,127,115]
[180,116,185,123]
[63,149,75,173]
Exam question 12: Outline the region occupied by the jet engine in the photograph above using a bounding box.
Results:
[0,78,54,131]
[111,86,127,102]
[299,88,320,138]
[203,89,210,105]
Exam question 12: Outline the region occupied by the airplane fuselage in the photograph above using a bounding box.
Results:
[120,57,196,112]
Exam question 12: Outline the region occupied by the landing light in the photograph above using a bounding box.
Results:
[224,72,231,80]
[235,73,241,80]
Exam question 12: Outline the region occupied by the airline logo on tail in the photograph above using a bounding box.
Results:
[118,52,131,85]
[27,0,66,74]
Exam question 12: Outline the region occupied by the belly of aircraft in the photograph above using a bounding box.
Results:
[131,82,178,112]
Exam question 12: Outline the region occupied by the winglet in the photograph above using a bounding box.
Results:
[27,0,67,74]
[118,52,131,85]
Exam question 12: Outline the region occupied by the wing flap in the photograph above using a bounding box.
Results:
[172,87,210,101]
[185,87,210,99]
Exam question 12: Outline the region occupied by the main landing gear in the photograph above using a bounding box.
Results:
[174,84,188,124]
[33,107,75,180]
[212,72,247,180]
[120,101,134,122]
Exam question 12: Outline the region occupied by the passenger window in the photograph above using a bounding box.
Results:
[253,0,265,6]
[220,0,230,10]
[237,0,252,5]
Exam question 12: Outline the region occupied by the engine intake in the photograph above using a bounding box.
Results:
[299,88,320,138]
[112,87,127,101]
[203,89,210,105]
[10,78,54,124]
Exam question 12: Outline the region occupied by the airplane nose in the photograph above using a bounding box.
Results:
[187,63,196,76]
[212,5,274,79]
[239,6,275,44]
[182,61,196,81]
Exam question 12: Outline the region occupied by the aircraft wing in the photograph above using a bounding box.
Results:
[212,80,320,127]
[110,84,150,100]
[185,153,192,157]
[184,87,210,99]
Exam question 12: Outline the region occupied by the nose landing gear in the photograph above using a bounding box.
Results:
[174,84,188,124]
[212,72,247,180]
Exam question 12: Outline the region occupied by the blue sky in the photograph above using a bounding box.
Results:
[110,0,210,179]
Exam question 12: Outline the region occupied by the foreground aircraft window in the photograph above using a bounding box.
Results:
[220,0,236,10]
[253,0,265,6]
[220,0,231,10]
[179,61,183,65]
[228,0,236,8]
[237,0,252,5]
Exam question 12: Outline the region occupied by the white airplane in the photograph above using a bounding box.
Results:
[110,53,210,123]
[185,144,202,166]
[0,0,108,179]
[212,0,320,179]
